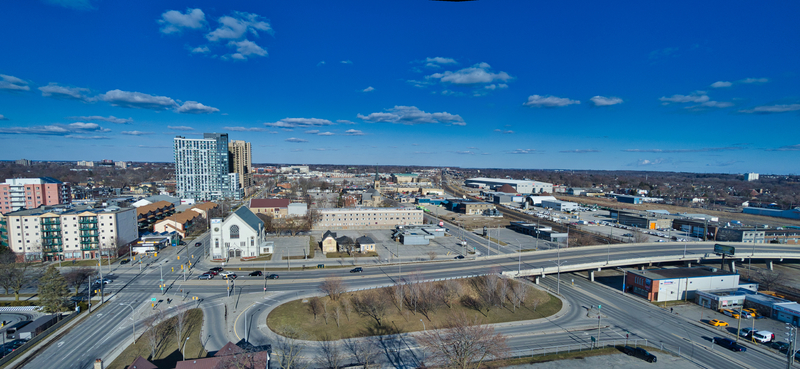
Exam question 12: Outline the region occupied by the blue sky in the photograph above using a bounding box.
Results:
[1,1,799,173]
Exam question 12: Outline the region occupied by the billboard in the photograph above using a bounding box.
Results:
[714,244,735,256]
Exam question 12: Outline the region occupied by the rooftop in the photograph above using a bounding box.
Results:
[249,198,291,208]
[629,267,737,280]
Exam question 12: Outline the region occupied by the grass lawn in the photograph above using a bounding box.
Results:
[268,278,560,341]
[243,254,273,262]
[325,251,379,259]
[106,308,206,369]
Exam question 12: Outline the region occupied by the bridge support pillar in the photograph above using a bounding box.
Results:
[767,260,774,271]
[589,270,595,282]
[685,262,692,268]
[639,266,646,270]
[535,276,540,285]
[730,262,736,273]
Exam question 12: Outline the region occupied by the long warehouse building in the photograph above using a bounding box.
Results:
[464,177,553,194]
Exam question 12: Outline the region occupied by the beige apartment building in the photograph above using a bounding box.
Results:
[4,205,138,261]
[313,207,423,230]
[229,140,253,189]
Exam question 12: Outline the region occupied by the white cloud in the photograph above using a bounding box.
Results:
[344,129,364,136]
[0,122,109,136]
[317,61,326,66]
[484,84,509,90]
[590,96,623,106]
[455,151,475,155]
[659,92,709,104]
[523,95,580,108]
[121,131,153,136]
[407,79,434,88]
[362,86,375,92]
[425,57,457,65]
[636,159,666,166]
[190,45,210,54]
[168,125,194,131]
[64,135,109,140]
[224,126,266,132]
[341,60,353,65]
[68,115,132,124]
[99,89,178,110]
[711,81,732,88]
[227,39,267,59]
[0,74,30,91]
[304,130,320,134]
[336,119,355,125]
[0,115,7,120]
[176,101,220,114]
[427,62,512,85]
[285,137,308,143]
[318,132,335,136]
[357,106,466,126]
[560,149,600,153]
[770,144,800,151]
[39,83,92,102]
[691,101,734,109]
[494,129,514,134]
[206,11,272,42]
[510,149,536,154]
[264,118,335,128]
[159,8,206,34]
[740,77,769,84]
[738,104,800,114]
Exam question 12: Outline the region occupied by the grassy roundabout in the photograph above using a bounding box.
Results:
[267,276,561,340]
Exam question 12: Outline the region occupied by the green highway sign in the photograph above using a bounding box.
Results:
[151,297,157,302]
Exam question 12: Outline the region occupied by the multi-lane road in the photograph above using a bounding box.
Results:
[18,237,800,368]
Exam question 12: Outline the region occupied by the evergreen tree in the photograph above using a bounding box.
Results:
[38,265,69,313]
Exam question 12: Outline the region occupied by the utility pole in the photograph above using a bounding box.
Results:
[597,305,602,348]
[98,258,104,304]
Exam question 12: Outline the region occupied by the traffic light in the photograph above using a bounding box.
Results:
[177,256,180,260]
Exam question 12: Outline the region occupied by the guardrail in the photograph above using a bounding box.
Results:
[0,311,81,367]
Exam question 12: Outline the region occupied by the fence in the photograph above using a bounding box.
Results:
[0,306,41,312]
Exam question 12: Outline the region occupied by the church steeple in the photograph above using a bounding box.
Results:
[374,164,381,190]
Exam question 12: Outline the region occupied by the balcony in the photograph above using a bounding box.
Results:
[80,245,97,251]
[79,218,98,224]
[80,225,98,231]
[43,247,63,253]
[41,225,61,231]
[44,239,63,246]
[41,218,60,225]
[80,231,98,237]
[42,233,61,239]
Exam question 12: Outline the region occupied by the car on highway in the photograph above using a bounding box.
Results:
[222,273,237,280]
[179,240,186,246]
[622,233,633,237]
[713,337,746,352]
[454,255,465,259]
[249,271,263,277]
[198,273,214,280]
[350,267,363,273]
[94,278,112,285]
[210,267,224,272]
[205,270,219,276]
[265,274,279,280]
[194,242,202,247]
[771,341,790,352]
[120,259,130,265]
[622,346,657,363]
[708,319,728,327]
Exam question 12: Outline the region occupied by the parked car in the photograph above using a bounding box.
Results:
[222,273,237,280]
[752,330,774,343]
[739,327,756,338]
[713,337,747,352]
[198,274,214,280]
[622,346,657,363]
[770,341,791,352]
[119,259,130,265]
[454,255,465,259]
[743,308,759,318]
[249,271,263,277]
[194,242,202,247]
[350,267,363,273]
[721,309,742,319]
[210,267,224,272]
[708,319,728,327]
[266,274,280,280]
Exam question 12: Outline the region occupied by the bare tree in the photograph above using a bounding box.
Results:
[0,250,39,301]
[322,299,329,325]
[427,251,437,260]
[319,277,347,301]
[274,325,310,369]
[342,298,352,321]
[175,307,188,353]
[144,319,162,360]
[633,231,650,243]
[511,280,528,313]
[343,338,380,369]
[309,297,322,321]
[417,311,508,369]
[530,291,544,312]
[316,336,343,369]
[334,303,342,328]
[351,290,389,326]
[480,274,499,312]
[441,279,463,309]
[755,268,784,291]
[63,267,95,296]
[498,278,510,308]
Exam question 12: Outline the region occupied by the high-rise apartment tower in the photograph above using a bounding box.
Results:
[228,140,253,189]
[174,133,242,201]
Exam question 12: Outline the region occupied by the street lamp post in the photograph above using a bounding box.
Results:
[549,259,568,295]
[181,337,190,361]
[420,319,426,331]
[119,302,136,343]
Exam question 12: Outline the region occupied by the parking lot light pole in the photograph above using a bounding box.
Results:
[549,259,567,295]
[119,302,136,343]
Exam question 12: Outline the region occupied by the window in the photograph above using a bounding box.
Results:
[230,225,240,239]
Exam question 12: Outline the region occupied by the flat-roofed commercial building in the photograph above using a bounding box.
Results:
[540,200,579,212]
[313,207,423,230]
[464,178,553,194]
[625,267,740,302]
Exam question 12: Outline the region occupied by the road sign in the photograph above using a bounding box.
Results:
[714,244,735,256]
[151,297,157,302]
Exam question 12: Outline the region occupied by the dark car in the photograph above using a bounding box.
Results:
[210,267,224,272]
[179,241,186,246]
[120,259,130,265]
[622,346,657,363]
[771,341,791,352]
[266,274,279,280]
[249,271,263,277]
[714,337,747,352]
[198,274,214,280]
[454,255,465,259]
[205,270,219,276]
[350,267,363,273]
[194,242,202,247]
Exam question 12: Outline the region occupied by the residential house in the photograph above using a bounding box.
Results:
[356,235,376,252]
[321,231,337,253]
[249,198,291,219]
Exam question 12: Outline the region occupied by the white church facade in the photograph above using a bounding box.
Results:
[210,207,274,260]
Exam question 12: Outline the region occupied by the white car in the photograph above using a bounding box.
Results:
[753,330,774,343]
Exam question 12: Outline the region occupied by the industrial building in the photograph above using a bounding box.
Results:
[625,267,741,302]
[313,207,423,230]
[464,178,553,194]
[392,225,445,245]
[611,210,673,230]
[540,200,579,212]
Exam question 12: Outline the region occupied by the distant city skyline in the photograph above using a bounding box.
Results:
[1,1,798,173]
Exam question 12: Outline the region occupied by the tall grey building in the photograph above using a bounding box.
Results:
[228,140,253,189]
[174,133,243,201]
